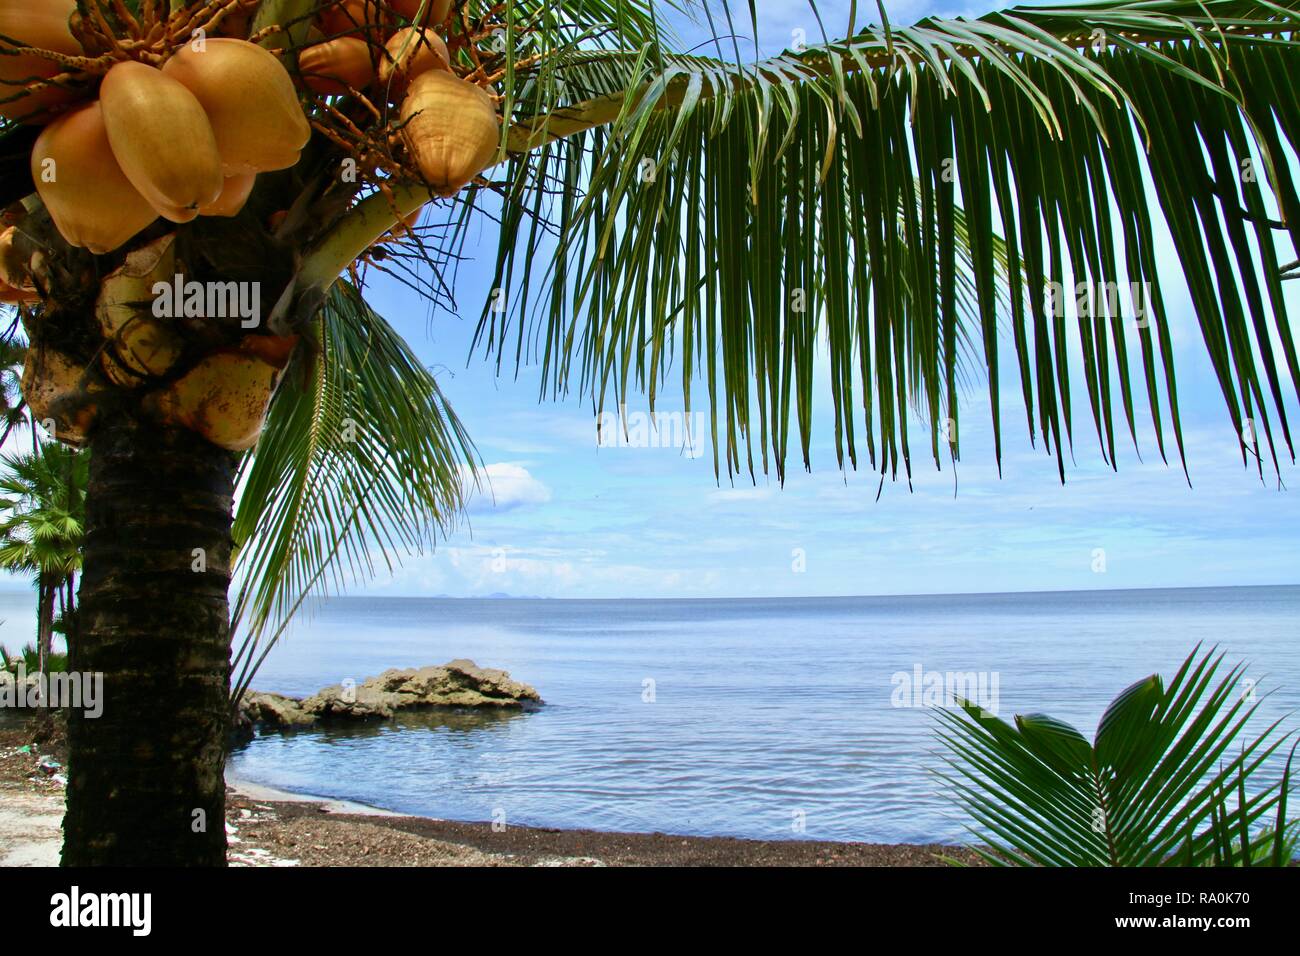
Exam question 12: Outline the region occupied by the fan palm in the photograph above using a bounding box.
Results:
[0,442,88,676]
[0,335,29,447]
[0,0,1297,865]
[935,646,1298,866]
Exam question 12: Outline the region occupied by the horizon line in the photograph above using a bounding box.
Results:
[335,581,1300,602]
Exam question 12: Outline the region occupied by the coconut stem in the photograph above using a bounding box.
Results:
[108,0,142,37]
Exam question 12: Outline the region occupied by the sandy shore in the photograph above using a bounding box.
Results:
[1,722,979,867]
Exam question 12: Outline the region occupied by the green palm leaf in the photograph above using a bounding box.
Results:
[299,0,1300,484]
[228,280,477,700]
[936,645,1298,866]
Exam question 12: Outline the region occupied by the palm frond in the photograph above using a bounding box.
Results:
[935,645,1298,866]
[459,0,1300,483]
[228,280,478,700]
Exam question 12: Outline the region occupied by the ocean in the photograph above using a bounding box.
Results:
[2,585,1295,844]
[221,585,1300,844]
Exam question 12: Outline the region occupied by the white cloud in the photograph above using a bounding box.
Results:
[466,462,552,512]
[708,487,775,503]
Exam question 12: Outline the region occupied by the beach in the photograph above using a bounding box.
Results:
[0,722,977,867]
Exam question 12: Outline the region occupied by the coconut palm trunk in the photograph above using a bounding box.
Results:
[62,410,236,867]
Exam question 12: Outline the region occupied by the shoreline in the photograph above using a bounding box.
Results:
[228,776,405,817]
[225,787,980,866]
[226,775,974,862]
[3,725,979,866]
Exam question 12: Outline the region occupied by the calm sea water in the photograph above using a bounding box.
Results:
[2,586,1293,843]
[219,585,1300,844]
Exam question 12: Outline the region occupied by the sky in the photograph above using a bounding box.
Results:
[4,1,1299,602]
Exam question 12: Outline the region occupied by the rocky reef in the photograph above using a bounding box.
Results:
[234,660,541,741]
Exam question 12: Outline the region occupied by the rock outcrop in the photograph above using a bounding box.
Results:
[235,660,541,737]
[239,691,316,729]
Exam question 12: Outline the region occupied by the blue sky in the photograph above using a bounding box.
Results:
[3,2,1297,603]
[347,0,1300,599]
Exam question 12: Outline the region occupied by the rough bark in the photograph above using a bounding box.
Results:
[62,410,238,866]
[36,575,54,675]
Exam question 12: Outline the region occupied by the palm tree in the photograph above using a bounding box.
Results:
[0,335,30,447]
[0,442,88,675]
[0,0,1297,866]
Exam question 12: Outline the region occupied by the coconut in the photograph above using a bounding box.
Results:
[391,0,452,27]
[379,27,448,96]
[162,38,311,175]
[298,37,376,96]
[318,0,389,40]
[400,71,500,194]
[144,334,298,451]
[199,172,257,218]
[100,61,225,224]
[0,0,83,123]
[31,102,160,254]
[0,226,35,293]
[99,349,148,389]
[96,234,183,379]
[0,279,38,305]
[20,347,103,446]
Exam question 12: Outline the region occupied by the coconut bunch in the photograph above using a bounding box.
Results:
[19,229,300,450]
[296,0,503,197]
[0,0,266,124]
[2,3,309,449]
[31,50,307,253]
[3,2,514,455]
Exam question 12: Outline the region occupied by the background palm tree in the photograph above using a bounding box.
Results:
[0,442,88,675]
[0,335,30,448]
[0,0,1297,865]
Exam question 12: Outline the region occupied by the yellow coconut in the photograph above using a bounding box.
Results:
[391,0,452,27]
[0,0,83,123]
[298,37,376,96]
[20,347,102,446]
[96,234,183,379]
[145,334,298,451]
[199,172,257,217]
[318,0,389,39]
[162,38,310,175]
[100,61,225,224]
[100,348,148,389]
[0,277,38,305]
[400,71,499,194]
[379,28,448,95]
[31,102,160,254]
[0,226,34,293]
